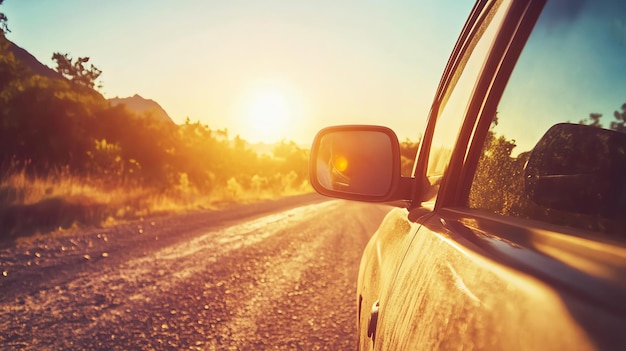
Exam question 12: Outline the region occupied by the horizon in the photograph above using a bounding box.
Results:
[2,0,473,144]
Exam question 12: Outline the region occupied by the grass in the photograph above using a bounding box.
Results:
[0,167,312,243]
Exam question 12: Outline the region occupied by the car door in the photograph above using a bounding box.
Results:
[373,0,626,350]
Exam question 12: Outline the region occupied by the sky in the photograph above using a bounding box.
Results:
[2,0,474,145]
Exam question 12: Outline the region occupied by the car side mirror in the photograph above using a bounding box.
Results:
[309,125,411,203]
[524,123,626,217]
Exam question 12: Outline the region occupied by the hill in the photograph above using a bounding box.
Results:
[6,40,61,80]
[109,94,174,125]
[5,38,173,125]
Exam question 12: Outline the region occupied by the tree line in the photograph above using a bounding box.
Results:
[0,35,312,198]
[0,3,420,200]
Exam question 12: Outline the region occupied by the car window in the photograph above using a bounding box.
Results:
[424,0,511,202]
[468,0,626,241]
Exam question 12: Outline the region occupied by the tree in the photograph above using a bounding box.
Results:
[611,103,626,133]
[52,53,102,89]
[577,104,626,133]
[0,0,9,35]
[579,112,603,128]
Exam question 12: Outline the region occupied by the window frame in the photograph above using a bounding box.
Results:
[450,0,626,245]
[410,0,493,207]
[430,0,546,210]
[411,0,539,210]
[453,0,544,207]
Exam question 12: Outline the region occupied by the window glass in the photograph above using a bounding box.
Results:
[425,0,510,202]
[468,0,626,240]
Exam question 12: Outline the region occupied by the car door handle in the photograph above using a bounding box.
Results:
[367,300,380,343]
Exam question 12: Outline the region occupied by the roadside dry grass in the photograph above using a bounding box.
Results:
[0,168,312,244]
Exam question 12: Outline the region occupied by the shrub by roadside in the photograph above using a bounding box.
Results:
[0,167,312,244]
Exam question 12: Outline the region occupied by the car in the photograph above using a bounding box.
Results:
[309,0,626,350]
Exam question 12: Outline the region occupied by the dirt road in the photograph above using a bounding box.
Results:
[0,194,391,350]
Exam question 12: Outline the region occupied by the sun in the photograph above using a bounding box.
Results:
[246,90,291,143]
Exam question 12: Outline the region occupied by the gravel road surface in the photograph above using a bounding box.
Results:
[0,193,391,350]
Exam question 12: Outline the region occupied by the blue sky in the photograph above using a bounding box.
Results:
[2,0,473,143]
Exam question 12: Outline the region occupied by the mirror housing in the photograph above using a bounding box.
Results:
[524,123,626,217]
[309,125,411,203]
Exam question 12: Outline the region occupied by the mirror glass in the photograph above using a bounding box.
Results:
[315,131,394,196]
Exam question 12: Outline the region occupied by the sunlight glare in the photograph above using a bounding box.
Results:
[333,156,348,172]
[247,90,291,143]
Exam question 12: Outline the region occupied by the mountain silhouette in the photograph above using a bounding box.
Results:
[5,38,174,125]
[6,40,62,80]
[108,94,174,125]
